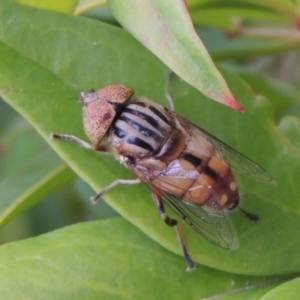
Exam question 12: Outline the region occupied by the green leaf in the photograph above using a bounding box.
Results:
[239,73,300,118]
[188,0,296,29]
[107,0,244,111]
[198,28,300,60]
[188,1,300,58]
[0,115,77,229]
[0,149,76,228]
[278,117,300,149]
[0,0,299,278]
[0,218,290,299]
[15,0,78,13]
[74,0,107,16]
[261,277,300,300]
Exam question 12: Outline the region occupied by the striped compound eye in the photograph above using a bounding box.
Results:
[80,85,133,146]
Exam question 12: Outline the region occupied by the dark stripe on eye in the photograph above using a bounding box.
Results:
[127,136,154,151]
[149,106,171,125]
[120,115,156,137]
[183,153,202,168]
[123,107,159,128]
[113,126,127,138]
[203,166,219,181]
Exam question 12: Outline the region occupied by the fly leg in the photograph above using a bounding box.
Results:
[151,186,195,272]
[165,71,176,111]
[50,133,141,202]
[50,133,92,149]
[50,133,107,151]
[90,178,141,203]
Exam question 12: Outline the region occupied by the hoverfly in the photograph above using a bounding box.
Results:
[50,84,274,271]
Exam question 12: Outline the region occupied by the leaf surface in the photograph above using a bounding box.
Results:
[0,218,289,299]
[108,0,243,111]
[0,0,299,276]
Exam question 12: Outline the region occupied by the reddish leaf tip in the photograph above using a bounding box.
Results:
[225,94,244,112]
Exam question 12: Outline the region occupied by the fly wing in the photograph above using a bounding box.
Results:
[156,189,239,250]
[172,112,276,185]
[128,161,239,250]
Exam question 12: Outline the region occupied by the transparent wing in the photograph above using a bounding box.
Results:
[124,109,274,250]
[159,190,239,250]
[128,162,239,250]
[172,112,276,185]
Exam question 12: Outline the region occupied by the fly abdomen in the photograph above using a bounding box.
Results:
[180,147,238,209]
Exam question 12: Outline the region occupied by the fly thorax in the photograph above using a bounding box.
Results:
[108,98,174,157]
[154,127,186,163]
